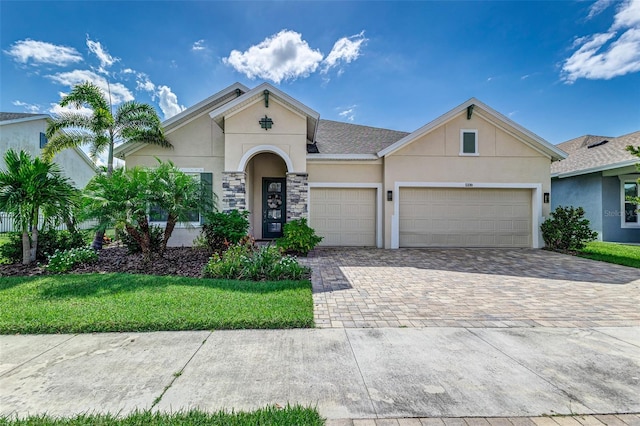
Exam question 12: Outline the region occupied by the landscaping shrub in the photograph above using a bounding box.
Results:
[541,205,598,252]
[200,210,250,252]
[276,217,323,256]
[120,225,164,254]
[0,229,86,263]
[203,241,310,281]
[45,246,98,273]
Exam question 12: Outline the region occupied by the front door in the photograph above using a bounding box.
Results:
[262,178,286,239]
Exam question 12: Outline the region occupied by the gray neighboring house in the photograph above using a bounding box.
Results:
[0,112,97,189]
[551,130,640,243]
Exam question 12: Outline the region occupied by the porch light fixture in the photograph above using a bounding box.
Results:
[259,115,273,130]
[264,90,270,108]
[467,104,474,120]
[387,190,393,201]
[543,192,550,203]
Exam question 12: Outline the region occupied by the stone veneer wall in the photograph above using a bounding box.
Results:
[222,171,247,212]
[286,173,308,221]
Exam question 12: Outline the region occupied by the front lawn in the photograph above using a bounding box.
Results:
[0,273,313,334]
[1,406,324,425]
[578,241,640,268]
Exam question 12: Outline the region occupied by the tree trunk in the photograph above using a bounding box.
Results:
[21,231,30,265]
[161,214,177,255]
[29,226,38,263]
[91,230,105,251]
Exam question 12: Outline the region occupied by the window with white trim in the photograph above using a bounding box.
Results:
[622,177,640,227]
[149,172,213,225]
[460,129,478,155]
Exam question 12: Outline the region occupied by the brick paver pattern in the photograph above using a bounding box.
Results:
[302,248,640,328]
[325,414,640,426]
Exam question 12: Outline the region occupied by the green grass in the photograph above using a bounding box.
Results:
[0,273,314,334]
[578,241,640,268]
[0,406,324,425]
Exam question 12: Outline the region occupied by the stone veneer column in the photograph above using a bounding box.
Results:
[286,173,308,221]
[221,171,247,212]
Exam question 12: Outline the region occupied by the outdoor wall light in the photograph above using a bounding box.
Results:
[387,190,393,201]
[544,192,550,203]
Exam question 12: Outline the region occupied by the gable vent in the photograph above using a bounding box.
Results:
[587,140,608,149]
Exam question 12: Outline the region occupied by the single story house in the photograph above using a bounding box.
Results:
[551,131,640,243]
[0,112,97,189]
[115,82,566,249]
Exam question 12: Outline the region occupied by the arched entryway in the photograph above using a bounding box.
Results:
[245,152,287,239]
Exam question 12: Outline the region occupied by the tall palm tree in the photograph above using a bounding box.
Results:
[0,149,78,264]
[43,81,171,175]
[44,81,172,249]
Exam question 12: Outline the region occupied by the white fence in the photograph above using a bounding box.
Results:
[0,212,97,233]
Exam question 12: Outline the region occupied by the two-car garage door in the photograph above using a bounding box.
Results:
[399,188,532,248]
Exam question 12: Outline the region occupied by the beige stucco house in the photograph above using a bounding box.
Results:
[115,82,566,249]
[0,113,97,189]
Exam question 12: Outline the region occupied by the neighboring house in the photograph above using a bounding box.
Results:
[551,131,640,243]
[0,112,97,189]
[115,82,565,248]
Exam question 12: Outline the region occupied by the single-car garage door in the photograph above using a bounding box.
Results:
[399,187,532,247]
[310,188,376,246]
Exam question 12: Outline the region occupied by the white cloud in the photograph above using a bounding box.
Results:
[192,39,206,51]
[47,69,134,104]
[12,100,41,113]
[157,85,185,119]
[321,31,367,73]
[338,105,357,122]
[48,102,93,116]
[86,36,118,73]
[135,72,156,95]
[223,30,323,84]
[587,0,615,20]
[4,39,83,67]
[562,0,640,83]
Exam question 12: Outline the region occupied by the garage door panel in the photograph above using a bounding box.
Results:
[310,188,376,247]
[400,188,531,248]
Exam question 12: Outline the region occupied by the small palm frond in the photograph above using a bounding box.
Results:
[46,113,93,138]
[89,135,111,162]
[60,81,110,112]
[42,130,95,161]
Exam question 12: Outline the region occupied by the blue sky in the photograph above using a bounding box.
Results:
[1,0,639,146]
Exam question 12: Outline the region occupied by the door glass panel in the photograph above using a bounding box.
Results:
[268,209,281,219]
[268,182,282,192]
[268,223,281,233]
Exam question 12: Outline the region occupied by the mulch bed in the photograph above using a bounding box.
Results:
[0,246,212,278]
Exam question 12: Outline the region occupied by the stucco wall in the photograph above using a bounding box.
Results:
[224,98,307,173]
[383,112,553,248]
[0,118,95,188]
[307,161,383,183]
[551,173,603,238]
[602,176,640,243]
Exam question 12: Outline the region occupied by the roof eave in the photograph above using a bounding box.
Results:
[552,159,639,179]
[0,114,51,126]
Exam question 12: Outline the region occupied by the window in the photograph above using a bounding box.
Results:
[622,178,639,227]
[39,132,48,149]
[149,172,213,225]
[460,129,478,155]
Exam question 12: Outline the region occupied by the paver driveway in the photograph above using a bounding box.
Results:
[301,248,640,328]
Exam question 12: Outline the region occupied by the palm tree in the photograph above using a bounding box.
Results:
[44,81,172,249]
[149,160,215,254]
[0,149,78,264]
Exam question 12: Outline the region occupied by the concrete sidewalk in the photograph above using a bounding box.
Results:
[1,327,639,420]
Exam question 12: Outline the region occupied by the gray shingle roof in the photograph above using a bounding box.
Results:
[551,131,640,176]
[0,112,47,122]
[314,119,409,155]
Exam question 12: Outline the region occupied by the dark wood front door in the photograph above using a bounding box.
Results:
[262,178,286,239]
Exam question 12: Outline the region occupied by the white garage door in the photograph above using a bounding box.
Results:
[310,188,376,246]
[399,188,532,248]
